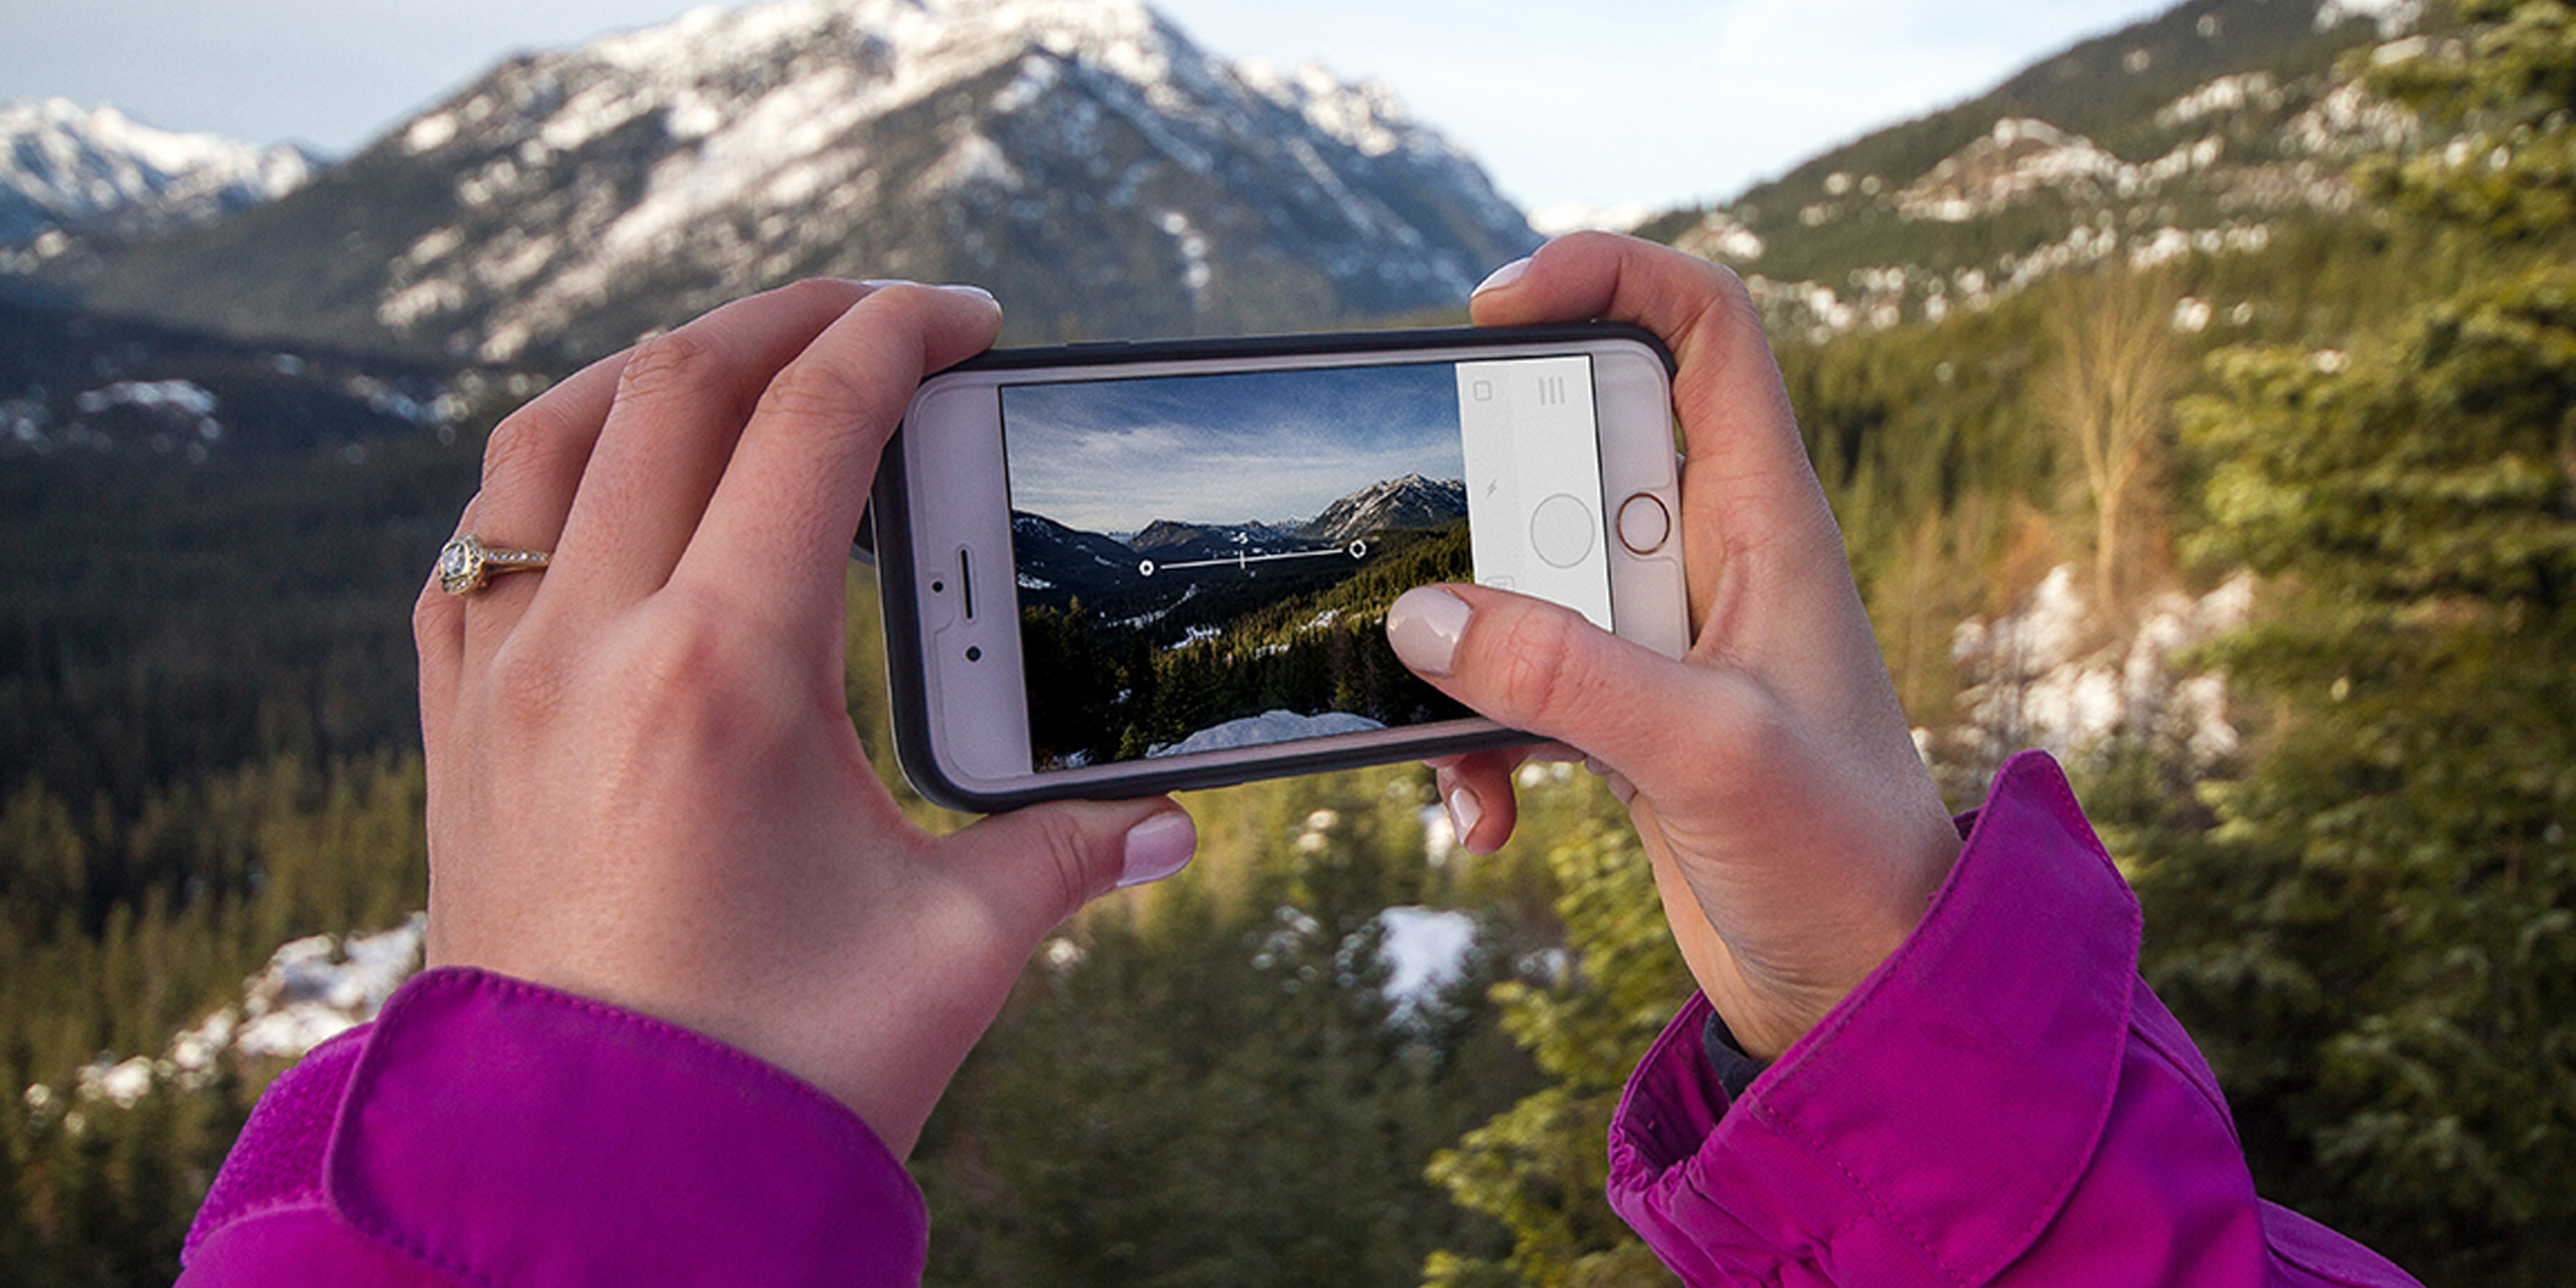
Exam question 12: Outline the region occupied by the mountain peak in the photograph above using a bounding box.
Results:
[1300,474,1465,546]
[76,0,1534,363]
[0,99,316,249]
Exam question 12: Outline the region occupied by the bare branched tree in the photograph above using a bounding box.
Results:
[2040,266,2186,616]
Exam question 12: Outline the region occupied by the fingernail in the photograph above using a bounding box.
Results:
[1446,784,1483,844]
[1473,256,1531,297]
[1387,587,1472,677]
[859,278,916,290]
[938,283,1001,311]
[1117,810,1197,888]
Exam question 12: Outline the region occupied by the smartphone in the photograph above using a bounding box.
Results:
[870,324,1687,813]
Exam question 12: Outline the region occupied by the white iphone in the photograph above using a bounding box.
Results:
[870,324,1688,812]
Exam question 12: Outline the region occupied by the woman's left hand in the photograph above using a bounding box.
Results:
[413,279,1196,1156]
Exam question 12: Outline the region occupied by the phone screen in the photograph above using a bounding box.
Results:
[998,357,1609,771]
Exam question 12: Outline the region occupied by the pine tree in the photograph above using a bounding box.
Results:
[2143,6,2576,1279]
[913,767,1530,1288]
[1423,808,1690,1288]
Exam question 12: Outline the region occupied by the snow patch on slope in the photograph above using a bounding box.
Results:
[36,915,426,1116]
[1148,709,1385,758]
[1942,565,2254,775]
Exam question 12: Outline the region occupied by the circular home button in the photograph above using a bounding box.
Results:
[1530,493,1597,569]
[1617,493,1671,555]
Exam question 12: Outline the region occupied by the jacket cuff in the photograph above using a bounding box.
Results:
[1607,751,2138,1283]
[320,967,926,1288]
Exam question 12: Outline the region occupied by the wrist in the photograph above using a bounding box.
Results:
[1689,823,1963,1062]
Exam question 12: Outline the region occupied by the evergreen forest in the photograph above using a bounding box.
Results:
[5,3,2574,1285]
[1021,521,1474,766]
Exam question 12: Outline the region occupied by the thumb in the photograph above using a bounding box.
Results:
[942,798,1198,941]
[1388,585,1739,787]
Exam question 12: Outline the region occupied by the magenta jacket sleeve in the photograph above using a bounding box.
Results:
[176,967,927,1288]
[1605,752,2420,1287]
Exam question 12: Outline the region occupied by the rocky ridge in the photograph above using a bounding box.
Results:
[1649,0,2444,341]
[65,0,1537,363]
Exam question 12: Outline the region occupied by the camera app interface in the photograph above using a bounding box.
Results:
[1000,357,1609,771]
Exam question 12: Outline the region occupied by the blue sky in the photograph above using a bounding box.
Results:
[1,0,2179,214]
[1002,363,1464,532]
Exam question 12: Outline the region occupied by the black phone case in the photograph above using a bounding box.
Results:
[867,322,1675,814]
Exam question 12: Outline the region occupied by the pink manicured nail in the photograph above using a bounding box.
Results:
[1117,811,1197,888]
[1473,256,1531,296]
[1446,784,1483,845]
[938,283,1000,310]
[1387,587,1472,676]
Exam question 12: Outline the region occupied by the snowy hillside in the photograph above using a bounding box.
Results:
[1648,0,2444,341]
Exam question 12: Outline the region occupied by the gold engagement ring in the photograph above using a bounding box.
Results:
[438,534,552,596]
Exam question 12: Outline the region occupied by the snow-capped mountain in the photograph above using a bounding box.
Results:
[0,99,317,250]
[1128,516,1302,557]
[73,0,1537,363]
[1299,472,1464,547]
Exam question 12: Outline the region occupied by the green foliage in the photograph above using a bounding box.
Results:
[0,301,490,816]
[2366,0,2576,241]
[2188,272,2576,599]
[1021,524,1474,767]
[2,752,425,1285]
[17,7,2576,1285]
[1423,804,1690,1288]
[911,766,1542,1288]
[6,1070,252,1288]
[2127,15,2576,1276]
[1,299,471,1281]
[2157,261,2576,1282]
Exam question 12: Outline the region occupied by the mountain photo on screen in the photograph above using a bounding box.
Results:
[1002,362,1484,770]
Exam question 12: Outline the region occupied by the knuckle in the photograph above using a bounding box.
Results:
[1704,256,1751,298]
[1028,809,1102,923]
[624,584,812,737]
[411,579,454,643]
[480,404,567,486]
[615,327,732,411]
[482,635,573,730]
[756,352,886,428]
[627,586,741,700]
[772,276,861,312]
[1486,607,1595,727]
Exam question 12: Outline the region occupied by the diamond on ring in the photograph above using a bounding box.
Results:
[438,533,552,596]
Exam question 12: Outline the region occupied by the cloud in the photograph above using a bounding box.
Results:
[1002,362,1467,531]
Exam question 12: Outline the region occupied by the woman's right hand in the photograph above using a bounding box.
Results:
[1387,233,1962,1060]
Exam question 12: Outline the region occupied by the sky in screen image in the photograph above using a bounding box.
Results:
[1002,362,1465,534]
